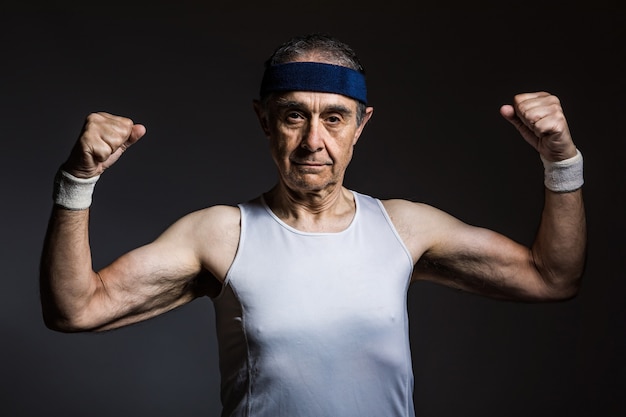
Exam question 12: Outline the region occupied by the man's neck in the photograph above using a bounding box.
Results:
[264,184,356,233]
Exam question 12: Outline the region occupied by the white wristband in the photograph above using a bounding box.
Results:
[53,169,100,210]
[541,149,584,193]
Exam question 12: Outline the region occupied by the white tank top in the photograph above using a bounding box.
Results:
[213,191,415,416]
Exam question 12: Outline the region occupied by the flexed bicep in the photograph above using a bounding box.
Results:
[384,199,557,301]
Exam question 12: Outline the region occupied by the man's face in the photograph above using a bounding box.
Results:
[256,91,372,194]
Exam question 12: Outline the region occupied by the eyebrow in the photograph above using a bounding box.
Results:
[273,98,354,117]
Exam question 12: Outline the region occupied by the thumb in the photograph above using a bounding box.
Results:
[499,104,539,150]
[499,104,519,125]
[103,123,147,169]
[127,124,147,146]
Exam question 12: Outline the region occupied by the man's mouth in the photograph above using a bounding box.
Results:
[292,160,331,166]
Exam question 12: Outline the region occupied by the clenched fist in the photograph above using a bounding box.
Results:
[63,112,146,179]
[500,92,577,162]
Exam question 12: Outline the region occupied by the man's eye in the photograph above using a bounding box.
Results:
[326,115,341,123]
[287,112,303,120]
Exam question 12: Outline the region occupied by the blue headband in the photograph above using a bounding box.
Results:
[260,62,368,104]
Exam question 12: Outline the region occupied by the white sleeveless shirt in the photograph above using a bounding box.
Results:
[213,191,415,416]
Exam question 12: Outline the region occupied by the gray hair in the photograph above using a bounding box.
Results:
[261,33,368,125]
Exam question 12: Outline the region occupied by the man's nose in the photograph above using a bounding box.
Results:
[300,121,324,152]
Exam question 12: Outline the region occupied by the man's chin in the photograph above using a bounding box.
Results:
[285,175,337,193]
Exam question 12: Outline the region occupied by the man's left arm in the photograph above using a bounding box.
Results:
[396,92,586,301]
[500,92,586,298]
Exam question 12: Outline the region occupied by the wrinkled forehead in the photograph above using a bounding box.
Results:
[271,90,359,112]
[259,61,367,105]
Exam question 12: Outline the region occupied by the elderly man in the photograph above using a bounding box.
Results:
[40,33,586,417]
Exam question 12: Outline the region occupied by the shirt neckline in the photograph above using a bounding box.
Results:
[259,190,360,236]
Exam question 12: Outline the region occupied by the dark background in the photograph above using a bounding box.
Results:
[2,1,624,416]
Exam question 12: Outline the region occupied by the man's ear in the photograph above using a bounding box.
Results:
[253,100,271,137]
[353,106,374,145]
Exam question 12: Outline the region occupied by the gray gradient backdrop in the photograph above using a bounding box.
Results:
[2,2,624,416]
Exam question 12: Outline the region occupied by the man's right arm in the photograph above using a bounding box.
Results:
[39,113,238,332]
[40,203,236,332]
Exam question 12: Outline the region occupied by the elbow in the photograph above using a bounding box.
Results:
[542,282,580,302]
[39,293,84,333]
[43,319,82,334]
[535,271,584,302]
[40,301,102,333]
[42,308,91,333]
[530,251,586,302]
[39,276,103,333]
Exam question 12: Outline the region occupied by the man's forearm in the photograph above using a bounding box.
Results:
[39,207,99,331]
[531,188,587,297]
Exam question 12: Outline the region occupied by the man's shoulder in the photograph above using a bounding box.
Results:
[200,203,241,220]
[349,192,433,220]
[177,204,241,235]
[379,198,451,226]
[380,197,430,212]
